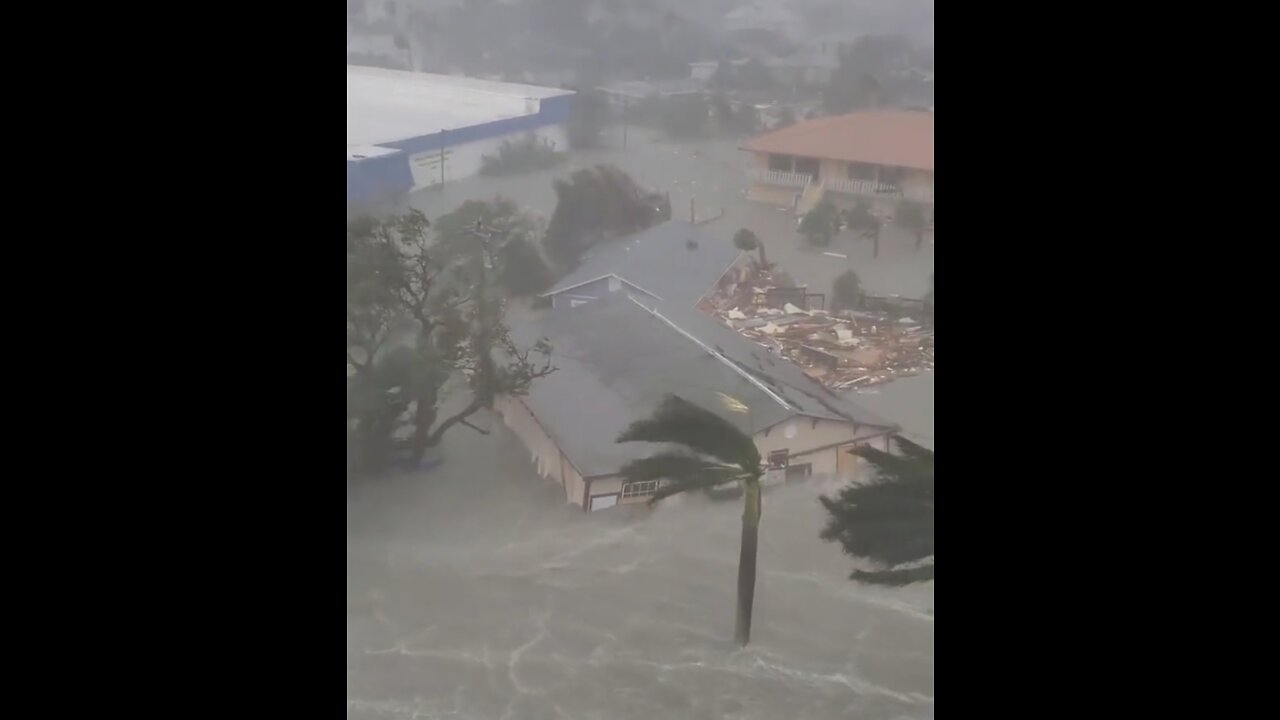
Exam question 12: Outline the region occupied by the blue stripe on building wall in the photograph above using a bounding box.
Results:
[347,149,414,204]
[346,94,574,203]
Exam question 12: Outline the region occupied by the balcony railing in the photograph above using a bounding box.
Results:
[747,168,812,188]
[825,177,933,204]
[750,169,933,203]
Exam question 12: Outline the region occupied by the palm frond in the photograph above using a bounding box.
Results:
[822,438,935,578]
[851,445,932,486]
[889,436,934,467]
[617,395,760,470]
[850,563,934,587]
[648,474,743,504]
[618,452,736,484]
[617,452,741,505]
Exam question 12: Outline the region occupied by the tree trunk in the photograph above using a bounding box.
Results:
[408,384,440,466]
[758,244,767,268]
[734,479,762,646]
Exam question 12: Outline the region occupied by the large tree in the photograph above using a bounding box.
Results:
[431,197,553,296]
[617,395,764,645]
[819,436,934,585]
[799,201,839,246]
[542,165,671,270]
[347,210,554,475]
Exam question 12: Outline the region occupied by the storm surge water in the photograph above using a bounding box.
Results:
[347,414,934,719]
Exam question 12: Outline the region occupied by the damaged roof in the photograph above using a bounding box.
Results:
[512,295,896,477]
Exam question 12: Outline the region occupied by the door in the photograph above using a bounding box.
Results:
[589,494,619,511]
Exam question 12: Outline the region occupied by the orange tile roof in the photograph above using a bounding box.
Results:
[742,110,934,171]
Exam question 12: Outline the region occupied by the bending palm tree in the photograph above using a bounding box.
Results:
[617,394,764,645]
[819,437,934,585]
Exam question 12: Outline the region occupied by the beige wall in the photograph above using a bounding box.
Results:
[754,416,891,484]
[748,183,800,207]
[901,168,934,198]
[819,158,845,183]
[496,395,586,508]
[501,395,894,511]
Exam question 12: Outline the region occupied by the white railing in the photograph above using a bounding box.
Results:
[748,168,812,188]
[825,177,933,204]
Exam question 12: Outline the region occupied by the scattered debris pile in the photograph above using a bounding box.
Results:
[704,266,933,390]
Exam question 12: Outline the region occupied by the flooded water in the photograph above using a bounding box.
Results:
[347,414,935,719]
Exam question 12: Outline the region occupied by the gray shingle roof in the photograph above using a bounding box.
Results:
[512,295,897,477]
[544,220,742,307]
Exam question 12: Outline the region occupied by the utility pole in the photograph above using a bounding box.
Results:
[622,96,628,150]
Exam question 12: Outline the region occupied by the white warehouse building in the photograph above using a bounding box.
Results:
[346,66,576,206]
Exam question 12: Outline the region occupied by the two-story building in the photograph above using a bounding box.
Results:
[741,110,934,215]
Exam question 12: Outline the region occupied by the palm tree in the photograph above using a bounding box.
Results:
[617,395,764,645]
[732,228,769,269]
[897,201,928,251]
[819,437,934,585]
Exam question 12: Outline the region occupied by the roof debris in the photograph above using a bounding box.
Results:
[704,263,934,390]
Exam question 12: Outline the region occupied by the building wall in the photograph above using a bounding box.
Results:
[902,168,934,199]
[501,395,894,511]
[753,416,891,484]
[587,475,625,511]
[496,395,585,508]
[407,125,568,190]
[347,150,415,205]
[347,92,575,202]
[748,183,802,207]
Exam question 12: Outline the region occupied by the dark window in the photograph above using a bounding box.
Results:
[768,449,790,470]
[794,157,819,180]
[768,154,792,172]
[878,166,905,187]
[848,162,877,181]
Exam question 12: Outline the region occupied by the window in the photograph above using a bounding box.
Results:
[877,166,905,192]
[622,480,662,499]
[848,162,877,181]
[768,154,793,172]
[794,157,819,180]
[767,449,790,470]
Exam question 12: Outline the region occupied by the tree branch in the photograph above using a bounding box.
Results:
[424,396,487,449]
